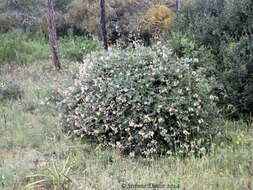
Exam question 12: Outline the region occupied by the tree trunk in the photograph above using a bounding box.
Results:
[46,0,61,70]
[100,0,108,50]
[176,0,181,14]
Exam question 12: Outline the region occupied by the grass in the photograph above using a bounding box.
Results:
[0,60,252,190]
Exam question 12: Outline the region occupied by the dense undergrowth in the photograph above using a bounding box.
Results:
[0,30,100,66]
[171,0,253,113]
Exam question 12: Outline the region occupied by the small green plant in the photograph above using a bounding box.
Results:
[0,82,23,102]
[61,45,220,157]
[44,88,64,105]
[26,157,72,190]
[59,31,101,62]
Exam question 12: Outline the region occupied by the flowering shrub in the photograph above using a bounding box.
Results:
[61,45,219,157]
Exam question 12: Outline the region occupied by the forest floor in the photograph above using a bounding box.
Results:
[0,60,253,190]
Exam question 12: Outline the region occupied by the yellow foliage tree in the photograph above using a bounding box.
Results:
[144,4,173,36]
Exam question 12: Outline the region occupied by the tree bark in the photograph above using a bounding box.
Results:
[176,0,181,14]
[100,0,108,50]
[46,0,61,70]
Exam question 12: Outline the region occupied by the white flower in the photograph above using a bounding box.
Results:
[116,141,123,148]
[193,94,199,98]
[209,95,215,100]
[198,119,204,124]
[169,108,177,115]
[184,58,192,63]
[194,102,199,107]
[158,105,163,109]
[210,95,218,100]
[193,58,199,63]
[158,117,165,123]
[150,148,156,153]
[149,131,154,137]
[144,115,152,123]
[138,130,145,136]
[200,147,206,153]
[183,130,190,135]
[129,120,135,127]
[173,81,179,86]
[178,89,183,94]
[188,107,194,112]
[129,152,135,157]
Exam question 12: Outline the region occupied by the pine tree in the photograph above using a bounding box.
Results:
[46,0,61,70]
[100,0,108,50]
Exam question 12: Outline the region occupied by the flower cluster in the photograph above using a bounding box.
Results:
[61,45,219,156]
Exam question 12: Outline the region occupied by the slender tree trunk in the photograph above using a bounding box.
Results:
[176,0,181,14]
[100,0,108,50]
[46,0,61,70]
